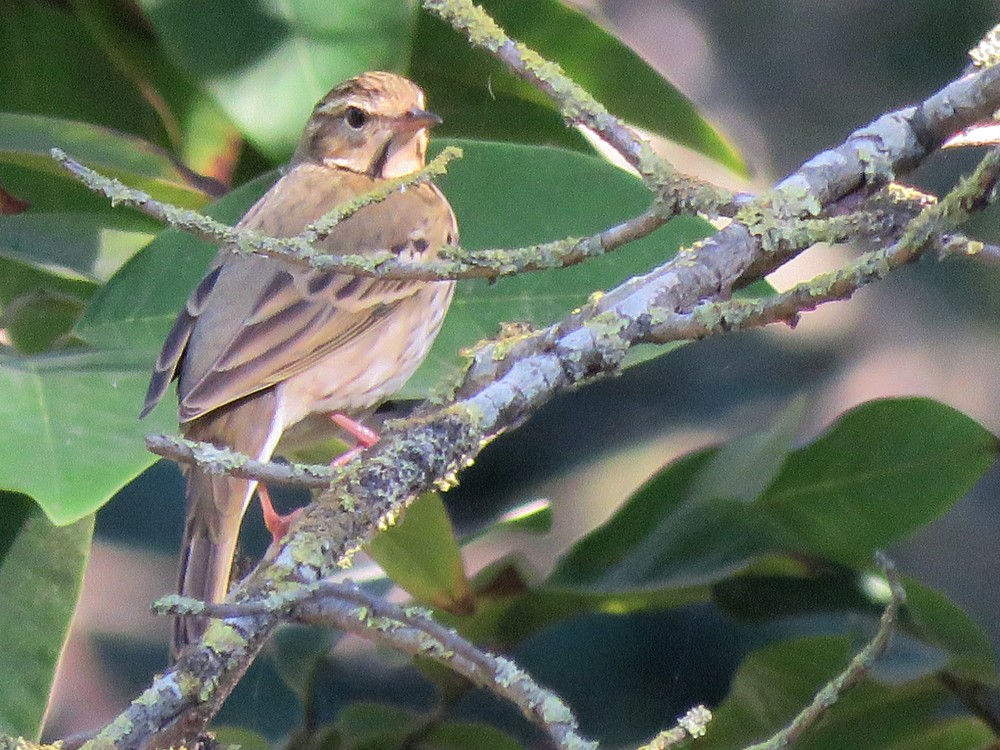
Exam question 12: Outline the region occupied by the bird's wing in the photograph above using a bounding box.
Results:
[142,163,456,423]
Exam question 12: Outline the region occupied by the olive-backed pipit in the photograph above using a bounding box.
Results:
[142,72,457,658]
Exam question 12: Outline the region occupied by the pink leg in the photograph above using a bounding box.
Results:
[258,484,302,543]
[330,413,380,466]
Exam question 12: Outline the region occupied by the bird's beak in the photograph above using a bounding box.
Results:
[398,107,443,132]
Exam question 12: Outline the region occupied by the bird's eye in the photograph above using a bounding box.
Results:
[345,107,367,129]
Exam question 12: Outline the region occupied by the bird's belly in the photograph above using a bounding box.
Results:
[276,282,454,430]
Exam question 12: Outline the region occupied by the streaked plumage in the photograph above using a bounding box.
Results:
[142,73,456,658]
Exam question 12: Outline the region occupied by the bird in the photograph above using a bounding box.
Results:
[140,72,457,658]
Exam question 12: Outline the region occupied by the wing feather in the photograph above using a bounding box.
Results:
[149,163,455,423]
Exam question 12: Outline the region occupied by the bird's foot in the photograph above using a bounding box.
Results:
[330,413,380,466]
[258,484,302,543]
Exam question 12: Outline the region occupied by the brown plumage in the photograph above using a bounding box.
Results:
[142,72,457,658]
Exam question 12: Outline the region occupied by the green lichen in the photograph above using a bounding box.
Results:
[203,620,248,654]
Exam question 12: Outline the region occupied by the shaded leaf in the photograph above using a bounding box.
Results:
[137,0,416,160]
[410,0,746,173]
[368,493,473,614]
[68,0,242,182]
[0,0,165,143]
[0,493,92,738]
[0,112,213,208]
[548,400,806,591]
[269,624,338,700]
[0,211,157,283]
[0,349,175,524]
[758,398,998,565]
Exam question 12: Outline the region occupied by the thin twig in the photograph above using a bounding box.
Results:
[145,434,338,488]
[743,553,906,750]
[643,148,1000,343]
[158,581,597,750]
[421,0,742,218]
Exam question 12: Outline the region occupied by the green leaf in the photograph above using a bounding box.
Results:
[757,398,998,565]
[0,493,92,738]
[335,702,422,750]
[209,726,273,750]
[423,722,525,750]
[137,0,416,161]
[0,211,157,283]
[885,718,995,750]
[700,638,948,750]
[0,349,175,524]
[269,624,338,700]
[450,560,708,648]
[0,112,213,208]
[368,492,472,614]
[2,288,87,354]
[410,0,746,173]
[547,401,806,591]
[68,0,242,181]
[0,0,166,144]
[902,577,997,683]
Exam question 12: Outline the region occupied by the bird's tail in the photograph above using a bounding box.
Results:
[172,390,280,661]
[173,468,255,660]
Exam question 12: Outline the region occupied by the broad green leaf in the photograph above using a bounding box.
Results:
[410,0,746,173]
[451,560,708,648]
[136,0,416,161]
[699,638,945,750]
[335,702,422,750]
[269,624,338,700]
[0,212,157,282]
[0,0,165,144]
[68,0,242,181]
[548,398,995,594]
[902,577,997,683]
[758,398,998,565]
[0,493,93,738]
[0,113,214,208]
[547,401,805,591]
[885,718,994,750]
[423,722,525,750]
[0,254,96,307]
[367,493,472,614]
[0,349,175,524]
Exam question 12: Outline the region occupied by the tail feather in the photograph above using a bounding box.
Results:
[171,389,281,661]
[172,468,255,660]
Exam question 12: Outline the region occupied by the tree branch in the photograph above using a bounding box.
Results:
[73,10,1000,750]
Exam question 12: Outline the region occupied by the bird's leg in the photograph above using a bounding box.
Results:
[258,484,302,543]
[330,412,380,466]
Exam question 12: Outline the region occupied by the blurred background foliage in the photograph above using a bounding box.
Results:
[3,1,1000,749]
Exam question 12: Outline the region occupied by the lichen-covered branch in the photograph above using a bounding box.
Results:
[145,434,338,488]
[71,16,1000,750]
[421,0,742,220]
[159,581,597,750]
